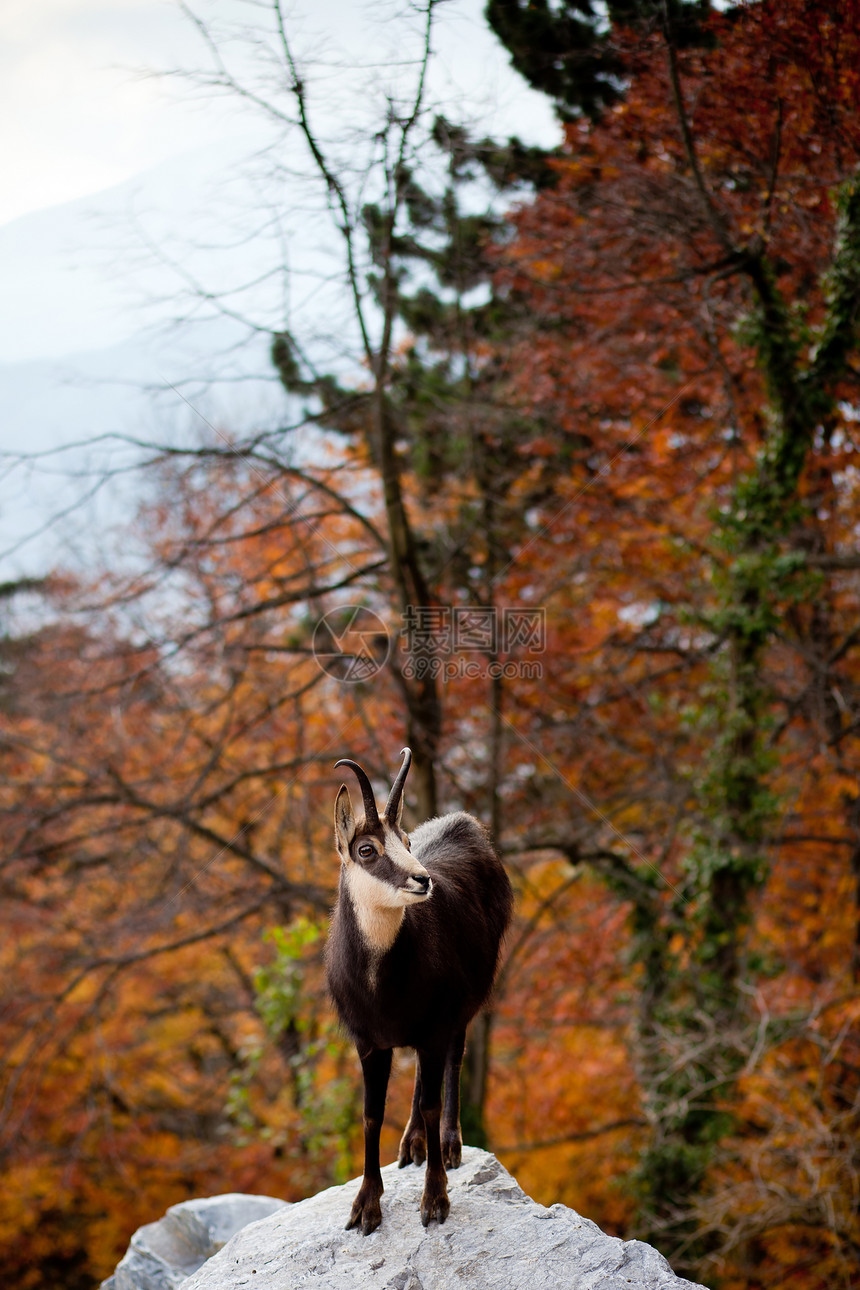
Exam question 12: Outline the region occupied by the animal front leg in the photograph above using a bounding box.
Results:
[416,1047,449,1226]
[347,1047,392,1235]
[398,1057,427,1166]
[441,1028,466,1168]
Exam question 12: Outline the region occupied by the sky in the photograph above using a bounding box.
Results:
[1,0,558,229]
[4,0,191,226]
[0,0,559,577]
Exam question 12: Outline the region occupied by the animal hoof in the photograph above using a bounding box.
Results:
[420,1184,450,1227]
[346,1184,383,1234]
[442,1132,462,1168]
[398,1131,427,1167]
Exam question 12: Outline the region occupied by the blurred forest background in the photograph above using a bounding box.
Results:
[2,1,860,1286]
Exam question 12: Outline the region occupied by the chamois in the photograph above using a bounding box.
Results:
[326,747,513,1234]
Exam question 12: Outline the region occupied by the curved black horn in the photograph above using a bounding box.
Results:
[334,758,379,826]
[383,747,412,821]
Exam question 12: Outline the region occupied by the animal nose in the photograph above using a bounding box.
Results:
[412,873,431,892]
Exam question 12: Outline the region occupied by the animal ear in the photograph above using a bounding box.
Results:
[334,785,356,857]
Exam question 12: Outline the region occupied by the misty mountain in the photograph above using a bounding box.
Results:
[0,138,306,577]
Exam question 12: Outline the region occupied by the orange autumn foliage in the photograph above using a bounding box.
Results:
[1,3,860,1288]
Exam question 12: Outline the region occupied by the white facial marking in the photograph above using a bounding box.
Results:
[381,822,430,882]
[343,823,432,953]
[345,864,407,953]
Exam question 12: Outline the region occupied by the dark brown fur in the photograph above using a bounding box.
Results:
[326,808,513,1233]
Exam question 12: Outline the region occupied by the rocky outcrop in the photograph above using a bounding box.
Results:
[101,1193,288,1290]
[105,1147,708,1289]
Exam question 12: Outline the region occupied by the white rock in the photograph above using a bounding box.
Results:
[175,1148,708,1290]
[102,1193,289,1290]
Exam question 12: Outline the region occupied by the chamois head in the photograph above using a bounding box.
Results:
[334,749,432,931]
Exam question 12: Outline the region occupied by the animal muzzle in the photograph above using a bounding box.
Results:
[405,873,432,898]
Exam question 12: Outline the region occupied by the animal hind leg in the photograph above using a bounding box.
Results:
[441,1028,466,1168]
[398,1054,427,1166]
[416,1046,450,1226]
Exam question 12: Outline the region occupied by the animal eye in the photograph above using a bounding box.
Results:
[357,843,376,859]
